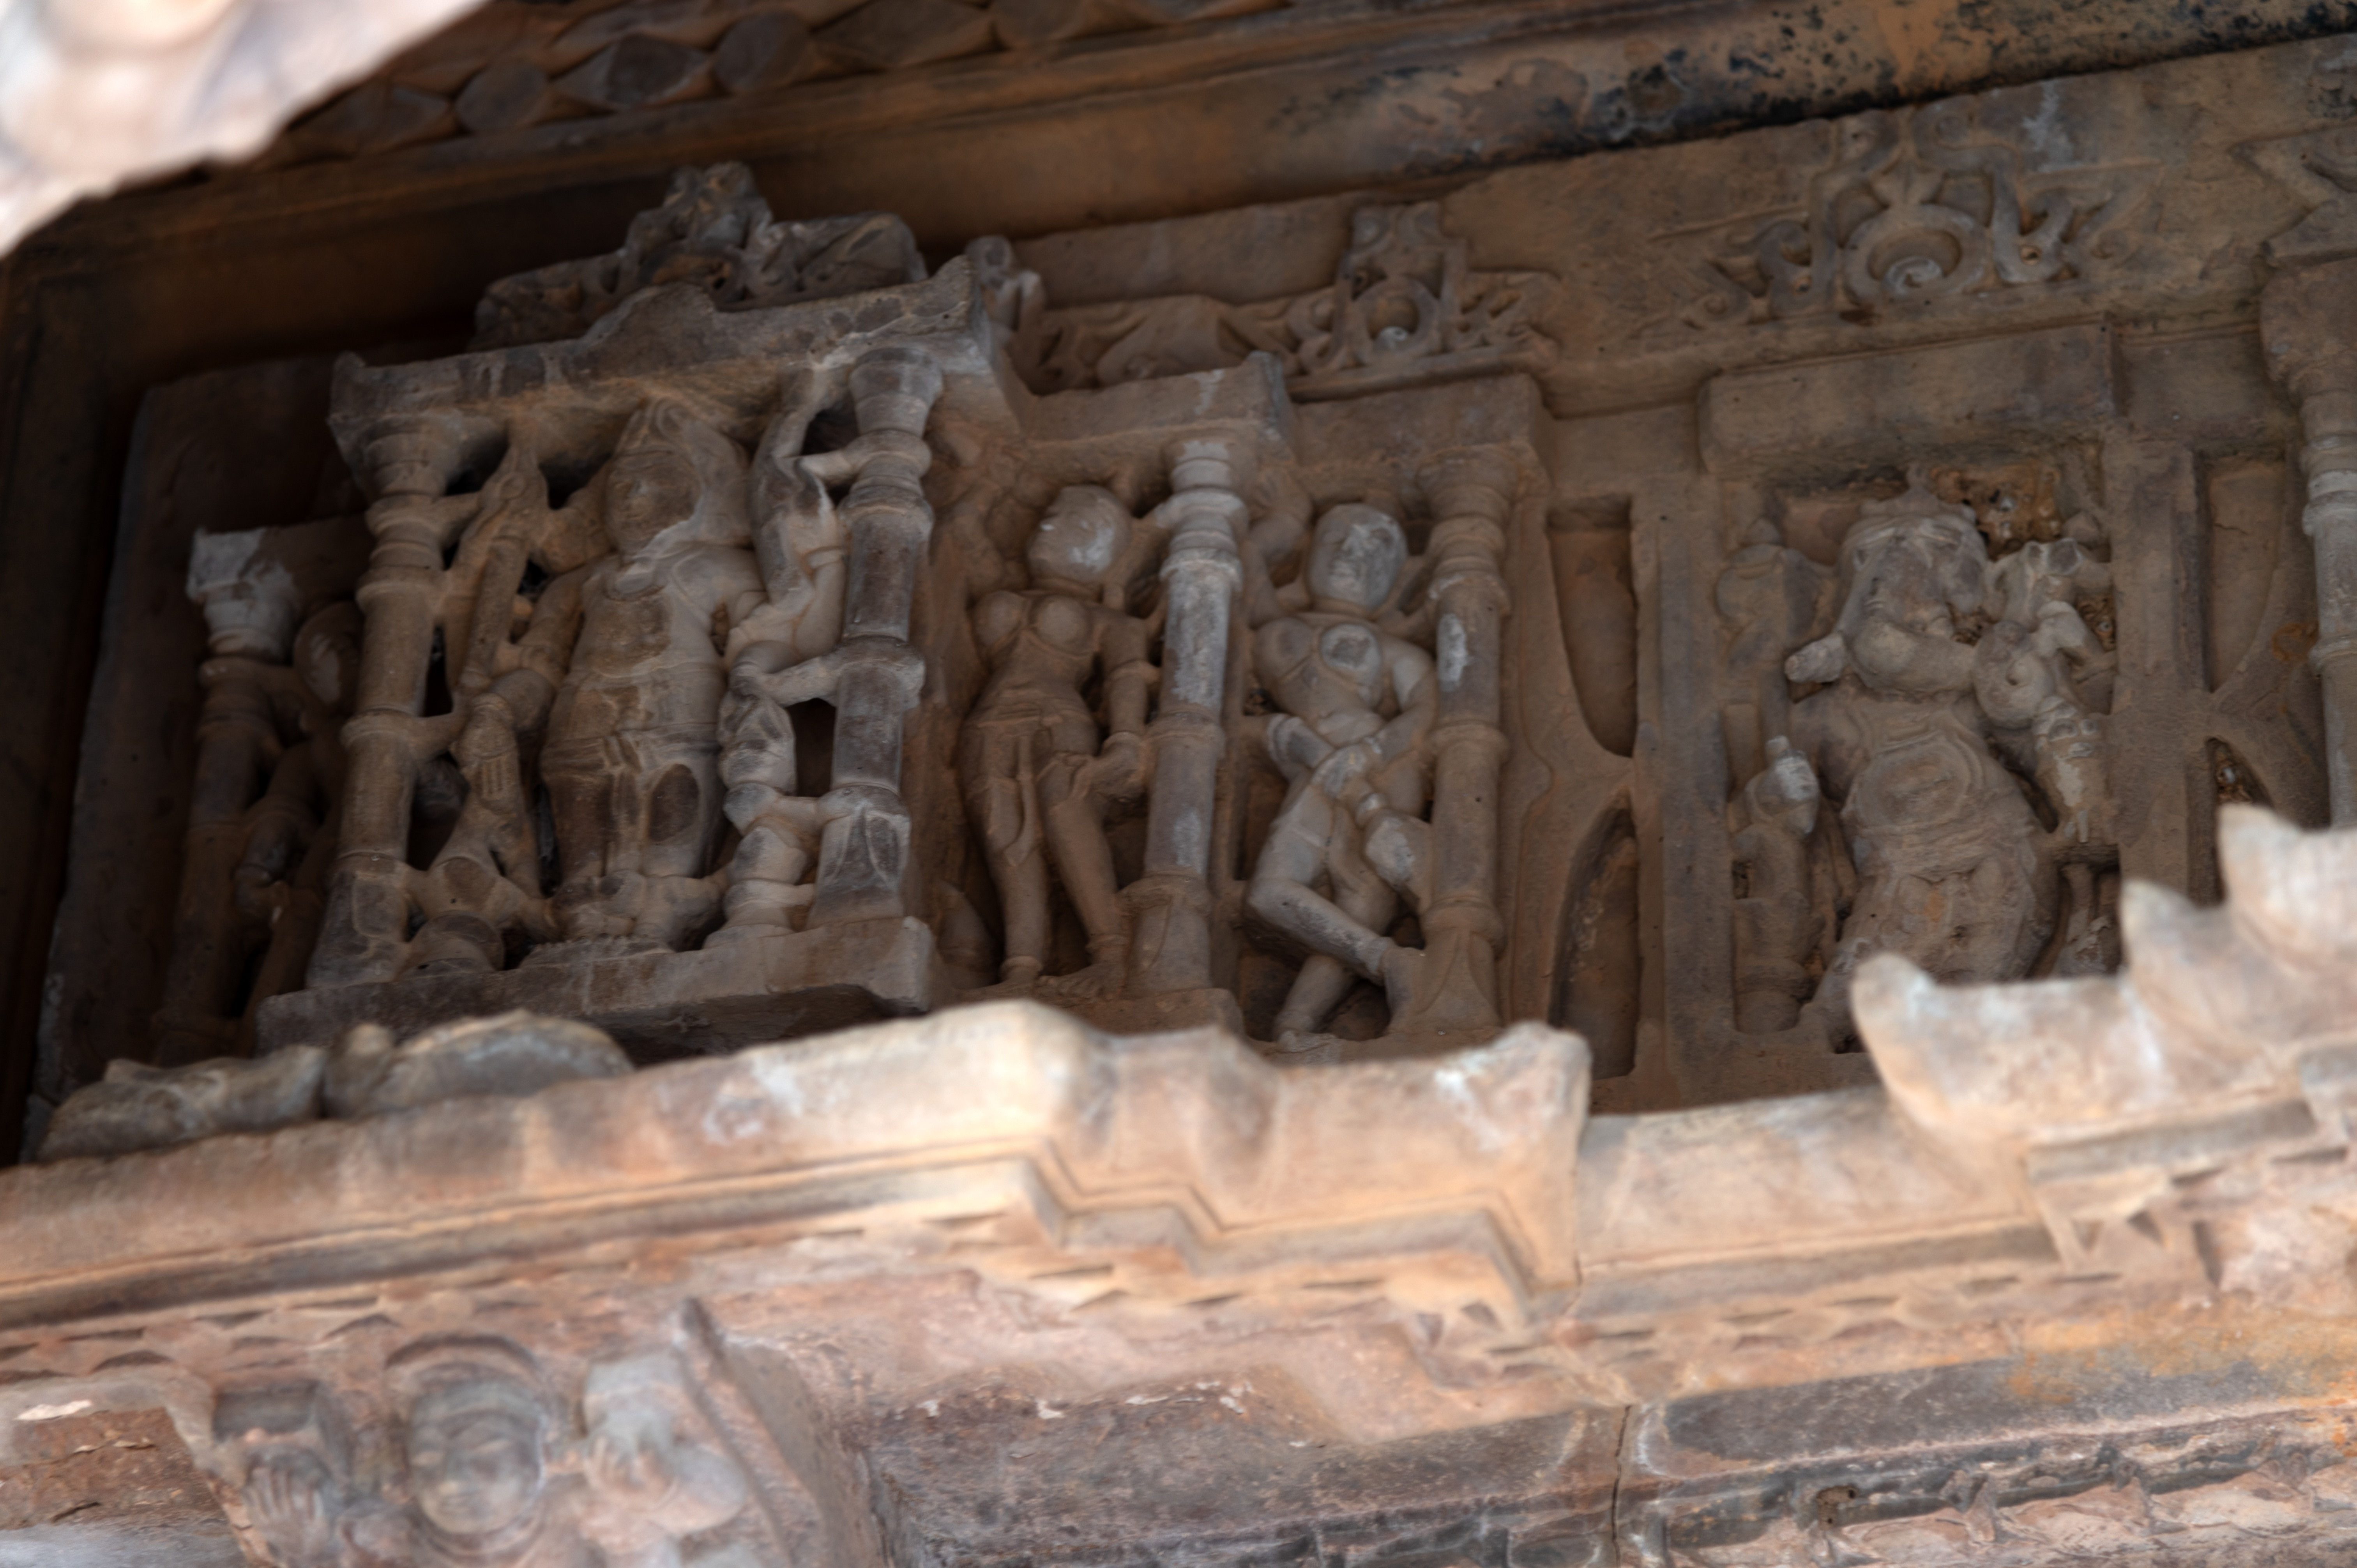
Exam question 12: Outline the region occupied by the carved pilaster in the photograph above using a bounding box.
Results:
[153,538,307,1065]
[2263,258,2357,824]
[309,419,468,986]
[1390,454,1515,1043]
[1124,438,1246,1008]
[809,348,942,927]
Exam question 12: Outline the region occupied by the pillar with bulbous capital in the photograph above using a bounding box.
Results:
[1388,452,1516,1042]
[2264,258,2357,824]
[808,348,943,927]
[308,421,468,986]
[153,542,307,1064]
[1122,438,1247,1006]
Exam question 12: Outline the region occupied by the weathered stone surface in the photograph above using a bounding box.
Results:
[28,16,2357,1563]
[16,805,2357,1557]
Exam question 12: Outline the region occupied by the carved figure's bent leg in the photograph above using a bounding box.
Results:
[1249,783,1398,1037]
[1036,710,1129,998]
[717,675,829,938]
[960,714,1048,989]
[542,736,634,941]
[633,732,726,949]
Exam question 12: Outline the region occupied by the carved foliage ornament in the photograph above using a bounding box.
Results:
[473,163,924,350]
[1019,202,1557,399]
[1664,106,2157,331]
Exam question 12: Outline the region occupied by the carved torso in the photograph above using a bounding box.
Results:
[972,587,1110,724]
[548,543,762,745]
[1254,611,1400,749]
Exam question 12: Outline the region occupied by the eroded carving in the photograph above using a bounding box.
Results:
[242,1339,749,1568]
[1025,203,1556,399]
[1726,477,2119,1040]
[1663,105,2156,331]
[36,1012,624,1160]
[959,486,1157,999]
[474,163,922,350]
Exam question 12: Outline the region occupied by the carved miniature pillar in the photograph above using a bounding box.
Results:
[2263,259,2357,824]
[1391,453,1516,1041]
[1125,438,1247,999]
[809,348,942,927]
[309,422,463,985]
[153,539,305,1065]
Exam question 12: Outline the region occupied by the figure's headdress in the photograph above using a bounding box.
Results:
[1838,475,1985,571]
[612,397,750,546]
[386,1335,557,1428]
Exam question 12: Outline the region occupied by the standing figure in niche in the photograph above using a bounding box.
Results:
[243,1338,749,1568]
[216,603,364,1048]
[1245,503,1438,1044]
[713,378,852,939]
[527,399,771,955]
[1740,478,2116,1038]
[959,486,1157,998]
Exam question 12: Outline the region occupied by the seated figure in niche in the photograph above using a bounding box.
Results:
[1737,477,2116,1039]
[1244,503,1438,1045]
[959,486,1157,998]
[243,1337,749,1568]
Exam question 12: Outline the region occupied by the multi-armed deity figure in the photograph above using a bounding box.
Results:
[244,1338,749,1567]
[1732,477,2117,1038]
[958,486,1157,998]
[411,391,849,973]
[1245,503,1439,1044]
[532,400,765,954]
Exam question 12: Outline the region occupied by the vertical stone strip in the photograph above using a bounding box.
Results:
[154,538,304,1063]
[309,421,459,985]
[2298,385,2357,823]
[1393,452,1516,1040]
[1125,438,1246,999]
[809,347,943,926]
[2263,260,2357,824]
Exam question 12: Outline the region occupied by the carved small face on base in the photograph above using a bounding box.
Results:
[408,1377,546,1540]
[1306,503,1406,615]
[1028,486,1131,588]
[391,1341,555,1550]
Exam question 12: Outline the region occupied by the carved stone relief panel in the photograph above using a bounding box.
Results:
[24,171,1585,1081]
[41,32,2357,1127]
[1605,319,2329,1108]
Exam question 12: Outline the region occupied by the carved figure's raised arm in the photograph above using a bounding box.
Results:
[577,1358,751,1556]
[1240,470,1313,629]
[1100,607,1157,741]
[1373,642,1439,766]
[732,376,852,667]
